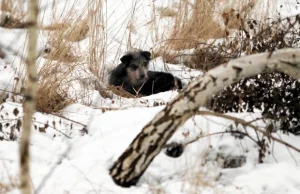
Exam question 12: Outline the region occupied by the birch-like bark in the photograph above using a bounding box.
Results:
[109,48,300,187]
[20,0,39,194]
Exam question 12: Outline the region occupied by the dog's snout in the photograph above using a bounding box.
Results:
[140,73,146,79]
[139,69,148,80]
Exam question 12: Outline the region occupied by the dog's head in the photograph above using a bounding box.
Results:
[120,50,151,86]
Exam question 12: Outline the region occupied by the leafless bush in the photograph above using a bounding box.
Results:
[207,15,300,134]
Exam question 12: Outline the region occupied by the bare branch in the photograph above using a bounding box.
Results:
[193,111,300,153]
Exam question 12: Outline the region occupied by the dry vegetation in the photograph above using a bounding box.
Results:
[1,0,300,192]
[153,0,234,68]
[1,0,297,134]
[166,0,225,50]
[155,0,278,71]
[0,178,18,194]
[0,0,108,113]
[36,77,72,113]
[0,0,284,113]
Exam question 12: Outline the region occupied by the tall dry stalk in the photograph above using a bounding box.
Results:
[20,0,39,193]
[167,0,224,50]
[88,0,106,79]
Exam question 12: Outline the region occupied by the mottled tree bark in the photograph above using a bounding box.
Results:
[20,0,39,194]
[110,48,300,187]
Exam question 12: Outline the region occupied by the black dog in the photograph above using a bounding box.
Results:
[109,50,182,96]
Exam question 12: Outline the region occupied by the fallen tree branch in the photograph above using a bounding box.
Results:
[109,48,300,187]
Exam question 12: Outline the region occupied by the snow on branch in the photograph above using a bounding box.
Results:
[109,48,300,187]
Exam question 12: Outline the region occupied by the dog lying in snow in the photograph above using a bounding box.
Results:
[109,50,182,96]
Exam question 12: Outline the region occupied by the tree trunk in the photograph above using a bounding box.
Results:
[109,48,300,187]
[20,0,39,194]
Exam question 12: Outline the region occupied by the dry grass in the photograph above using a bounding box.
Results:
[36,78,72,113]
[166,0,225,50]
[157,7,177,18]
[0,0,30,28]
[0,0,86,113]
[164,0,259,50]
[107,85,139,98]
[0,165,19,194]
[40,44,81,63]
[42,18,89,43]
[0,0,277,112]
[86,0,108,80]
[0,0,25,15]
[0,0,12,12]
[0,181,18,194]
[35,59,74,113]
[30,0,139,112]
[33,0,105,112]
[155,0,278,72]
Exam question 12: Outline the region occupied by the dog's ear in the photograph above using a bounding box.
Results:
[141,51,151,61]
[120,54,133,64]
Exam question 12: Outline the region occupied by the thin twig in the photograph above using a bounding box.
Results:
[181,130,259,147]
[34,145,72,194]
[194,111,300,153]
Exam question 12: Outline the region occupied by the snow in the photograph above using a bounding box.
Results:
[1,0,300,194]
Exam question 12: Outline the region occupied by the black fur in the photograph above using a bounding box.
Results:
[109,50,183,96]
[139,71,182,96]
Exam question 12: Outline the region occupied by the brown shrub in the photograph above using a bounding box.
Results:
[36,79,72,113]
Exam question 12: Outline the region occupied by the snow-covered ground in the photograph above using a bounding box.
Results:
[1,0,300,194]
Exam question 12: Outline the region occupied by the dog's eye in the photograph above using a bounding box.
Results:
[130,64,138,69]
[44,48,51,53]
